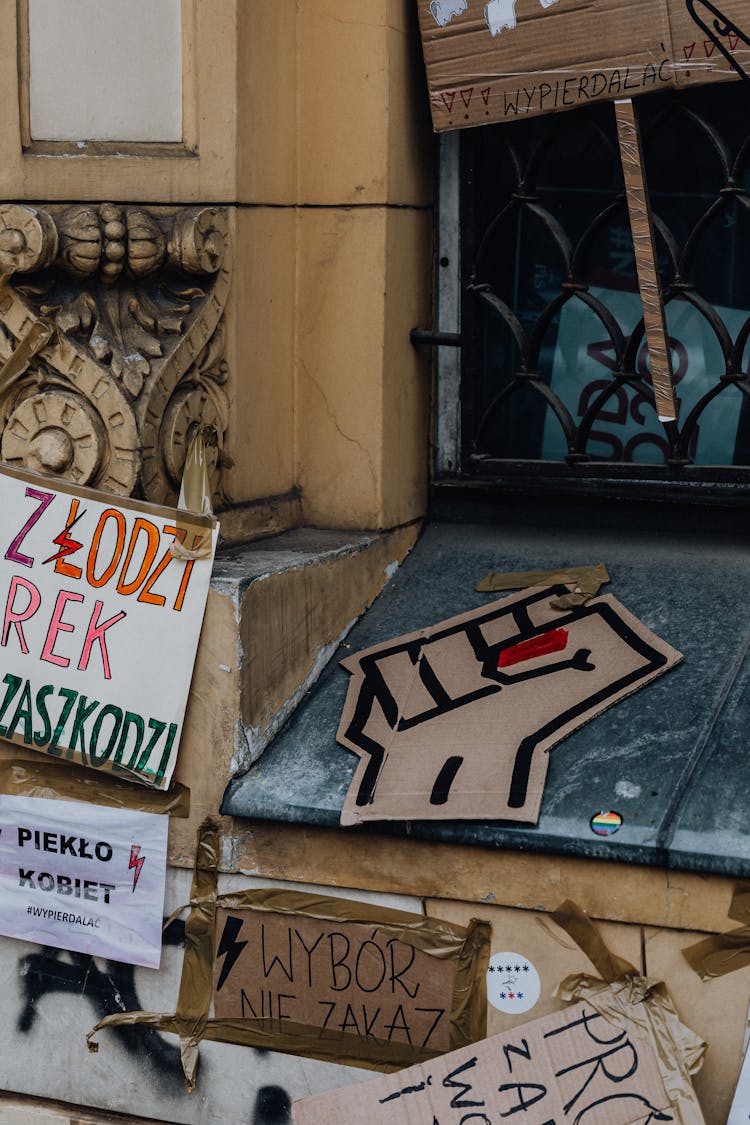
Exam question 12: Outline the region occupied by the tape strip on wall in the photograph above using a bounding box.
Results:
[552,899,706,1125]
[87,818,491,1089]
[170,428,216,561]
[0,758,189,816]
[682,883,750,980]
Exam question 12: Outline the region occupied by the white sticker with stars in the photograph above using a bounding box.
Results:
[486,951,541,1015]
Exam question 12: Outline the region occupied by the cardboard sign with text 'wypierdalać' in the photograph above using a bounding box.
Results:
[0,462,217,789]
[293,1000,676,1124]
[419,0,750,130]
[211,891,490,1070]
[337,586,681,826]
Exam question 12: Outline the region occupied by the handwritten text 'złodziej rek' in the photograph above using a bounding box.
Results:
[0,466,217,789]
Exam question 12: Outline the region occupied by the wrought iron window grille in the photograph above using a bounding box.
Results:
[428,82,750,503]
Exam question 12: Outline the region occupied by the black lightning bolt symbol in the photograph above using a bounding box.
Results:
[216,914,248,991]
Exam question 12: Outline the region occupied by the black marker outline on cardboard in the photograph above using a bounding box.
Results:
[686,0,750,79]
[344,585,669,814]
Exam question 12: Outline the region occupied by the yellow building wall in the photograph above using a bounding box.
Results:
[295,206,432,528]
[0,0,434,533]
[292,0,434,527]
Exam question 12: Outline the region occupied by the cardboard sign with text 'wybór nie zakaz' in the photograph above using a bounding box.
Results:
[211,890,489,1070]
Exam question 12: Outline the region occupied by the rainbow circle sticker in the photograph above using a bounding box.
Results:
[590,810,623,836]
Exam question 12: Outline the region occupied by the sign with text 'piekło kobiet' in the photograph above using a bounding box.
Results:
[0,463,217,789]
[0,794,168,968]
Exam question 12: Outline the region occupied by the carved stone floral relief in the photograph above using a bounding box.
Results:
[0,203,230,505]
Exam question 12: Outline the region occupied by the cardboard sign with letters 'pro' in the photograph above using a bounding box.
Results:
[337,586,681,826]
[293,999,677,1123]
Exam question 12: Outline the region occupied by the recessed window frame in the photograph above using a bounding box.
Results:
[16,0,198,157]
[433,84,750,507]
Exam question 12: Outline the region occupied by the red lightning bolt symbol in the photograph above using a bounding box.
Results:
[42,505,87,566]
[129,845,145,892]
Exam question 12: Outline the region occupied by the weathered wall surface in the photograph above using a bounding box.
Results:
[3,861,746,1125]
[0,3,437,1121]
[0,867,425,1123]
[0,0,434,534]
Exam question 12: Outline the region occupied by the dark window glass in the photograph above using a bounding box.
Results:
[459,83,750,481]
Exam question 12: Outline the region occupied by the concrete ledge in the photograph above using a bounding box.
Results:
[222,518,750,882]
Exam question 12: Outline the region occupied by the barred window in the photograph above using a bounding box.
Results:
[438,82,750,501]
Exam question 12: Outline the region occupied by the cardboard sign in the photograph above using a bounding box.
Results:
[0,463,217,789]
[292,999,674,1123]
[337,586,681,826]
[418,0,750,130]
[0,794,168,968]
[211,891,490,1070]
[614,97,678,422]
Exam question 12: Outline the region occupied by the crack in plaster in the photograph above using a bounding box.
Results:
[299,359,378,490]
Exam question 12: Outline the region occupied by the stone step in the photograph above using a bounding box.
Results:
[168,523,419,866]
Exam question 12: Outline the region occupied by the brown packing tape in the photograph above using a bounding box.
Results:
[0,457,216,529]
[172,817,220,1087]
[614,98,677,423]
[550,898,637,983]
[475,562,610,606]
[87,1010,457,1072]
[88,818,220,1091]
[0,758,189,816]
[682,883,750,980]
[171,428,216,561]
[88,820,491,1086]
[683,929,750,981]
[552,900,706,1125]
[728,883,750,926]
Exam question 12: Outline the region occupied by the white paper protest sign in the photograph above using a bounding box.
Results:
[0,463,217,789]
[0,794,168,968]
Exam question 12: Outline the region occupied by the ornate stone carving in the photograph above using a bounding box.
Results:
[0,203,230,505]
